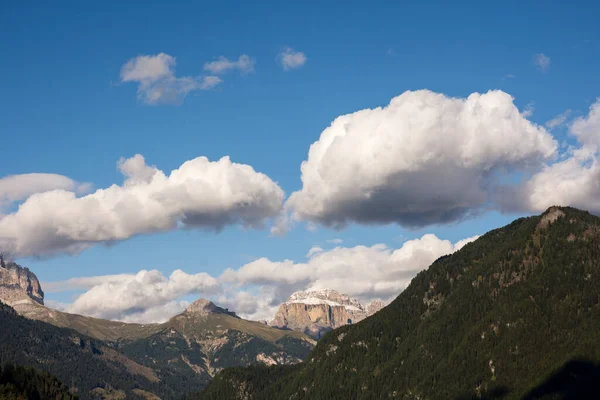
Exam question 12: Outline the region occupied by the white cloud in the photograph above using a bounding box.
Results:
[504,147,600,213]
[0,154,284,258]
[67,269,218,322]
[120,53,222,105]
[533,53,551,72]
[0,173,89,210]
[500,99,600,214]
[306,246,324,258]
[285,90,556,229]
[571,99,600,150]
[277,47,307,70]
[47,234,479,322]
[546,109,572,129]
[121,300,191,324]
[43,273,136,293]
[522,101,535,118]
[203,55,255,75]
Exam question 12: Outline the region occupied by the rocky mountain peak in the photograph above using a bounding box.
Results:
[0,253,44,306]
[270,289,385,339]
[185,299,237,317]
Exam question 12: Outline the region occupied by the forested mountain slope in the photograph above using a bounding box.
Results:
[0,363,78,400]
[200,207,600,399]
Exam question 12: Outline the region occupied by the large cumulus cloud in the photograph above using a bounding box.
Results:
[0,154,284,257]
[285,90,557,229]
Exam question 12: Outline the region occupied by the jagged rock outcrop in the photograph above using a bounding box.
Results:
[184,299,238,317]
[0,253,44,306]
[269,289,385,338]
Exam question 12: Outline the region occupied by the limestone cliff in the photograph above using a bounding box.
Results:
[0,253,44,306]
[269,289,385,338]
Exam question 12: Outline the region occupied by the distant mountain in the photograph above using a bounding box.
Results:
[269,289,385,338]
[200,207,600,399]
[0,258,315,399]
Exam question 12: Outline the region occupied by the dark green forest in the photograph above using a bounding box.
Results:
[199,207,600,399]
[0,363,77,400]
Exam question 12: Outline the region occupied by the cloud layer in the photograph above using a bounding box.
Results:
[120,53,222,104]
[286,90,557,229]
[46,234,479,323]
[0,154,284,257]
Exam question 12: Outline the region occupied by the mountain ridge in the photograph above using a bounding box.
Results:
[200,206,600,399]
[0,259,316,398]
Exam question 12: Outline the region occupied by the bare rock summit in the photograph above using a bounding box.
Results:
[0,253,44,306]
[269,289,385,339]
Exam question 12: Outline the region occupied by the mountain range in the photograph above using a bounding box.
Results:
[200,206,600,399]
[0,255,315,399]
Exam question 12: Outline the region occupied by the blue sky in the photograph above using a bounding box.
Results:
[1,1,600,321]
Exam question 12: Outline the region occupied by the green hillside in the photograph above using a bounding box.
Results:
[199,207,600,399]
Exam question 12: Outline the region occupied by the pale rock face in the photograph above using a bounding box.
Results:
[0,253,44,306]
[366,299,385,315]
[269,289,386,339]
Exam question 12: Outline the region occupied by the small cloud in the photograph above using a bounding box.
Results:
[203,55,255,75]
[277,47,307,70]
[533,53,551,72]
[270,213,292,237]
[386,48,397,57]
[327,238,343,245]
[522,101,535,118]
[502,74,516,81]
[120,53,222,105]
[306,246,324,258]
[545,109,572,129]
